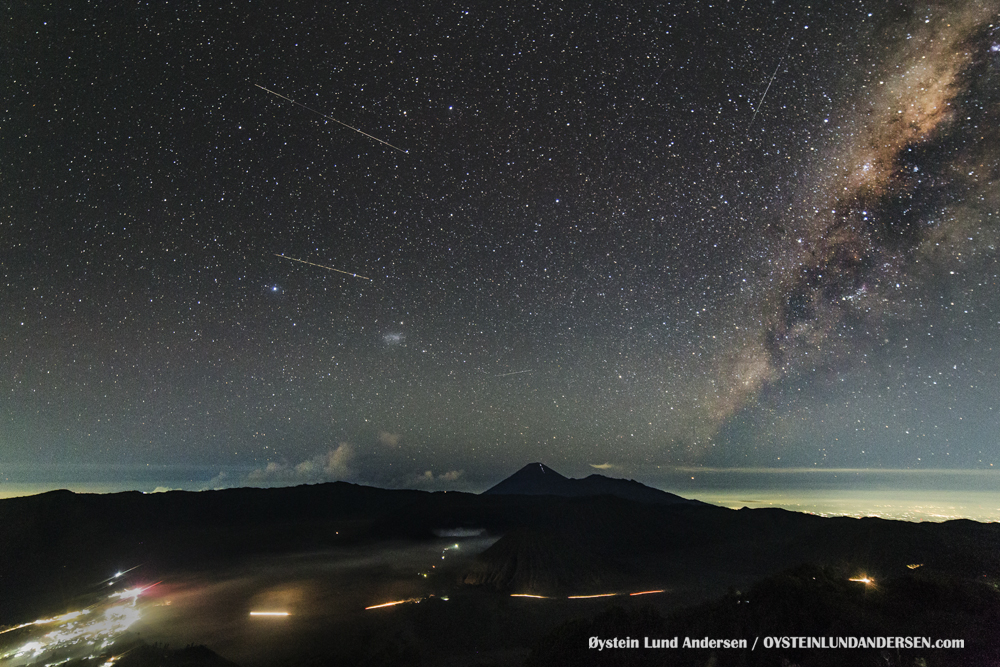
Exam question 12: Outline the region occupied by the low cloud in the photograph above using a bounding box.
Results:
[206,470,230,490]
[416,469,464,484]
[589,463,616,470]
[243,443,355,487]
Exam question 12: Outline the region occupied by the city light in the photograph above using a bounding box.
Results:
[0,582,151,664]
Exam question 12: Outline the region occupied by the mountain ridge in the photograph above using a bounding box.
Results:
[482,462,703,506]
[4,472,1000,626]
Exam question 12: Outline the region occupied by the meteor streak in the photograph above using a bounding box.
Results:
[255,84,408,154]
[747,41,789,135]
[274,254,371,280]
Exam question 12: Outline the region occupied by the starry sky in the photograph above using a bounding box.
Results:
[4,0,1000,493]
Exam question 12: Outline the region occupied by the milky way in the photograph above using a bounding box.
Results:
[701,1,1000,444]
[2,0,999,490]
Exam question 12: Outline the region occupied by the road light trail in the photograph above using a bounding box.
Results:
[365,598,423,610]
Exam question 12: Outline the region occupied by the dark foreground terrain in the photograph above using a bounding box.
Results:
[2,466,998,666]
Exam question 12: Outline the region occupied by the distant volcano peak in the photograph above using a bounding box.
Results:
[483,463,701,506]
[522,462,567,478]
[481,463,572,496]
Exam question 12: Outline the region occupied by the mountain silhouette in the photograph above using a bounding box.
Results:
[5,470,1000,666]
[482,462,702,506]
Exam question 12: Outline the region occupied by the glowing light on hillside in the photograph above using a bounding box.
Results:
[510,594,548,599]
[849,576,874,585]
[567,593,616,599]
[109,584,155,604]
[249,611,290,617]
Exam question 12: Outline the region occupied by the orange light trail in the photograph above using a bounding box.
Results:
[849,577,874,584]
[0,611,87,635]
[365,598,421,610]
[249,611,290,617]
[508,589,668,600]
[365,601,402,610]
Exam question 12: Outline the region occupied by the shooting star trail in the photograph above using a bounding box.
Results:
[274,254,371,280]
[494,370,533,377]
[255,84,408,154]
[747,46,788,136]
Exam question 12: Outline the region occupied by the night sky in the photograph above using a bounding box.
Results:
[4,0,1000,493]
